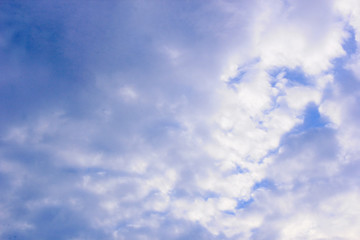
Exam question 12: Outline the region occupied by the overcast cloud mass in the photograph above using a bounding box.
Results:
[1,0,360,239]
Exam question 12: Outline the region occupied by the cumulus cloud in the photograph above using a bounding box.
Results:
[0,0,359,239]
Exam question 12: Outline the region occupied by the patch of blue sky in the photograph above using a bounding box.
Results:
[252,178,276,191]
[268,67,311,87]
[235,198,254,209]
[283,67,309,86]
[261,96,283,118]
[228,70,246,85]
[224,165,250,177]
[330,26,357,71]
[223,210,236,216]
[203,191,220,201]
[342,26,357,55]
[267,68,284,81]
[227,57,261,86]
[256,146,281,164]
[290,102,329,134]
[267,28,356,88]
[2,205,108,240]
[332,63,360,97]
[235,165,249,173]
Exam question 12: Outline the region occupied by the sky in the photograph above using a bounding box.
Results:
[1,0,360,239]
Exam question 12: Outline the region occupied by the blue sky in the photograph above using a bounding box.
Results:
[1,0,360,239]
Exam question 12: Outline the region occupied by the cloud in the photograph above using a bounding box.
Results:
[0,0,360,239]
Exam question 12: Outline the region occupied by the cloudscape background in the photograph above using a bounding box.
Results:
[1,0,360,239]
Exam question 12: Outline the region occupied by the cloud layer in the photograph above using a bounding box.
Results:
[1,0,360,239]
